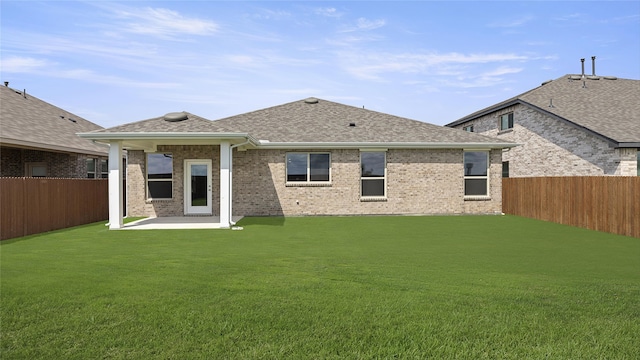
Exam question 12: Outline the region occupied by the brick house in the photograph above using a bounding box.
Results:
[446,72,640,178]
[80,98,516,229]
[0,84,109,178]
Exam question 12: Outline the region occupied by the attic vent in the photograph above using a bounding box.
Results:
[304,97,319,104]
[569,75,582,81]
[164,112,188,122]
[541,80,553,86]
[348,122,356,127]
[587,75,600,80]
[603,76,618,80]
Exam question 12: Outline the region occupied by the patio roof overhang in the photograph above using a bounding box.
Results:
[255,141,520,150]
[78,132,260,152]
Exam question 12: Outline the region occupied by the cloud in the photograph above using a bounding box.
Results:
[0,56,51,73]
[339,17,386,32]
[338,51,530,81]
[116,7,218,38]
[315,7,343,18]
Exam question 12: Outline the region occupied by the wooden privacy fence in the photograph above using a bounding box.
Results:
[0,178,108,240]
[503,177,639,238]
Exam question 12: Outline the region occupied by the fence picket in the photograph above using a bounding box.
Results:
[503,177,639,238]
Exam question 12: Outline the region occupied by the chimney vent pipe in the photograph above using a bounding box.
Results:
[581,58,585,78]
[591,56,596,76]
[3,82,8,87]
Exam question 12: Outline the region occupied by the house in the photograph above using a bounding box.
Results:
[0,84,109,178]
[446,67,640,178]
[79,97,517,229]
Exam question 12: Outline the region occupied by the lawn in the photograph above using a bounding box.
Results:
[1,215,638,359]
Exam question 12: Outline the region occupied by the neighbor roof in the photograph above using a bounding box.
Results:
[446,74,640,147]
[83,98,516,150]
[0,85,108,156]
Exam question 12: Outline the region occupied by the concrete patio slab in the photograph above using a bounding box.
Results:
[122,216,244,230]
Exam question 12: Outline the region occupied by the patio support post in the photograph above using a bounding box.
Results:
[219,141,231,228]
[108,141,123,229]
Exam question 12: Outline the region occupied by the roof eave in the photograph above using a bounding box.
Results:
[0,137,108,156]
[445,99,522,127]
[78,132,259,145]
[256,141,518,150]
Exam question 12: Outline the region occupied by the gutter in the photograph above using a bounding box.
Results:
[255,141,519,150]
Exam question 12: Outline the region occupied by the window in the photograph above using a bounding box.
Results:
[464,151,489,197]
[500,113,514,131]
[361,151,386,197]
[86,158,96,178]
[502,161,510,178]
[147,153,173,199]
[26,163,47,177]
[100,159,108,178]
[463,125,474,132]
[286,153,330,183]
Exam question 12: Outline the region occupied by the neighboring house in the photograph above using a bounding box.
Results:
[0,84,109,178]
[80,97,516,229]
[446,72,640,178]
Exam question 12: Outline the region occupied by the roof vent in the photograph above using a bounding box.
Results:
[348,122,356,127]
[164,112,188,122]
[587,75,600,80]
[569,75,582,81]
[541,79,553,86]
[603,76,617,80]
[304,97,319,104]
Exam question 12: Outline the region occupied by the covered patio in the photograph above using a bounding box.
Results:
[122,216,244,230]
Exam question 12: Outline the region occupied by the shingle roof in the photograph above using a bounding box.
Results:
[0,85,107,155]
[446,75,640,145]
[87,98,515,148]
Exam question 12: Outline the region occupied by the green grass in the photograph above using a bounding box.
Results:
[1,216,638,359]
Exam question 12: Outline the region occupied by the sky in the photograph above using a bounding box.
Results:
[1,1,639,128]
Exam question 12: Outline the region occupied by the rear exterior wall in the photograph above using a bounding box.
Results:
[126,146,502,217]
[452,104,638,177]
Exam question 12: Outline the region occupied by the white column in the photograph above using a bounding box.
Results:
[108,141,123,229]
[219,141,231,228]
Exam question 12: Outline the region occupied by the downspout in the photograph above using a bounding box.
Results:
[228,138,251,226]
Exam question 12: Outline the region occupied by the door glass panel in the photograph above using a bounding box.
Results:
[191,164,208,206]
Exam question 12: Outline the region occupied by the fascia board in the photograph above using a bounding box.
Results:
[78,132,259,146]
[255,141,519,150]
[445,100,521,127]
[0,136,109,156]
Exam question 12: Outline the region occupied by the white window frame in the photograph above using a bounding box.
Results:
[86,158,96,178]
[285,152,331,186]
[100,159,108,178]
[360,150,387,200]
[146,153,173,200]
[26,162,47,177]
[464,151,490,199]
[499,113,514,131]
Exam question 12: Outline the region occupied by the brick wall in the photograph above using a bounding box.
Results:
[127,146,503,217]
[452,104,638,177]
[0,146,107,178]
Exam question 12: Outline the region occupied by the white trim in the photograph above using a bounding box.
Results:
[184,159,213,215]
[285,152,331,184]
[360,151,387,199]
[108,142,123,229]
[463,150,490,198]
[219,141,231,228]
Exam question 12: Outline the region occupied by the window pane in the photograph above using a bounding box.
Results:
[31,165,47,177]
[310,154,330,181]
[464,152,487,176]
[361,152,385,177]
[191,165,208,206]
[362,179,385,197]
[502,161,509,178]
[86,159,95,171]
[287,153,307,181]
[148,181,172,198]
[148,154,173,179]
[465,179,487,196]
[101,159,108,173]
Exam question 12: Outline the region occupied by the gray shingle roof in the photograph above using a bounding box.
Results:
[446,75,640,145]
[0,85,107,155]
[87,98,514,148]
